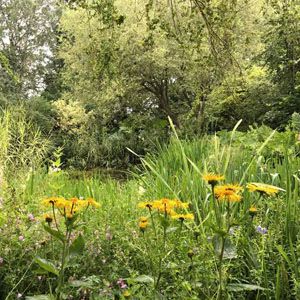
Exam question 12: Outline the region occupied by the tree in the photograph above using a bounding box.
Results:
[0,0,60,99]
[261,0,300,127]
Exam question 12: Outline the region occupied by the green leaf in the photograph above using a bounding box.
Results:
[32,268,50,275]
[227,283,265,292]
[212,235,237,259]
[166,226,178,233]
[132,275,154,284]
[69,275,101,288]
[69,280,94,288]
[34,257,59,276]
[181,280,192,292]
[43,224,65,243]
[159,215,170,228]
[25,295,54,300]
[69,234,85,256]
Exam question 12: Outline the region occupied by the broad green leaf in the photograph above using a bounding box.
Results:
[166,226,178,234]
[43,224,65,243]
[69,234,85,256]
[69,280,94,288]
[34,257,59,276]
[132,275,154,284]
[227,283,265,292]
[33,269,50,275]
[25,295,54,300]
[213,235,237,259]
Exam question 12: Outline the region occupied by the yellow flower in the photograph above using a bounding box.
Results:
[249,206,257,213]
[55,198,69,209]
[86,198,101,208]
[137,202,153,209]
[139,220,148,230]
[77,200,88,208]
[153,199,188,210]
[247,182,283,196]
[70,197,79,204]
[139,216,148,223]
[152,200,175,215]
[41,197,65,207]
[138,216,149,230]
[42,213,53,224]
[249,206,258,216]
[220,184,243,193]
[138,199,190,215]
[173,199,189,209]
[214,185,242,203]
[66,211,75,220]
[157,198,170,206]
[171,213,194,221]
[203,173,225,186]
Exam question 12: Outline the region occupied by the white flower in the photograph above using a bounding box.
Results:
[138,186,146,196]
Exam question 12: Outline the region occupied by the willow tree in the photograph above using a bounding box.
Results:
[0,0,60,99]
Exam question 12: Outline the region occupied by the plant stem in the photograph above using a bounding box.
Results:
[57,225,72,299]
[211,185,220,228]
[217,235,226,299]
[155,205,168,290]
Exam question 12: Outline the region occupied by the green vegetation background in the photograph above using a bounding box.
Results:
[0,0,299,169]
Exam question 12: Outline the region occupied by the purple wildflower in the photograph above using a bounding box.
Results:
[256,225,268,235]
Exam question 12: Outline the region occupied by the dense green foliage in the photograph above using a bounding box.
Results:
[0,0,299,168]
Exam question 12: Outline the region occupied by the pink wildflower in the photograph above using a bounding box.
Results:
[28,214,35,221]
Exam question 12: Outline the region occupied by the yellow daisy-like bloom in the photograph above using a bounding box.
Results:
[139,216,148,223]
[203,173,225,186]
[62,198,99,212]
[154,204,174,215]
[138,198,190,216]
[42,213,53,224]
[171,213,194,221]
[138,220,148,230]
[220,184,243,193]
[152,199,188,210]
[66,211,75,220]
[42,196,100,216]
[173,199,189,209]
[138,216,149,230]
[71,198,87,209]
[214,185,242,203]
[77,200,88,208]
[247,182,282,196]
[249,206,258,217]
[70,197,79,203]
[86,198,101,208]
[137,202,153,209]
[249,206,257,213]
[55,198,69,209]
[41,197,66,207]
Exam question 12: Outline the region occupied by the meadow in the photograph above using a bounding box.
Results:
[0,117,300,300]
